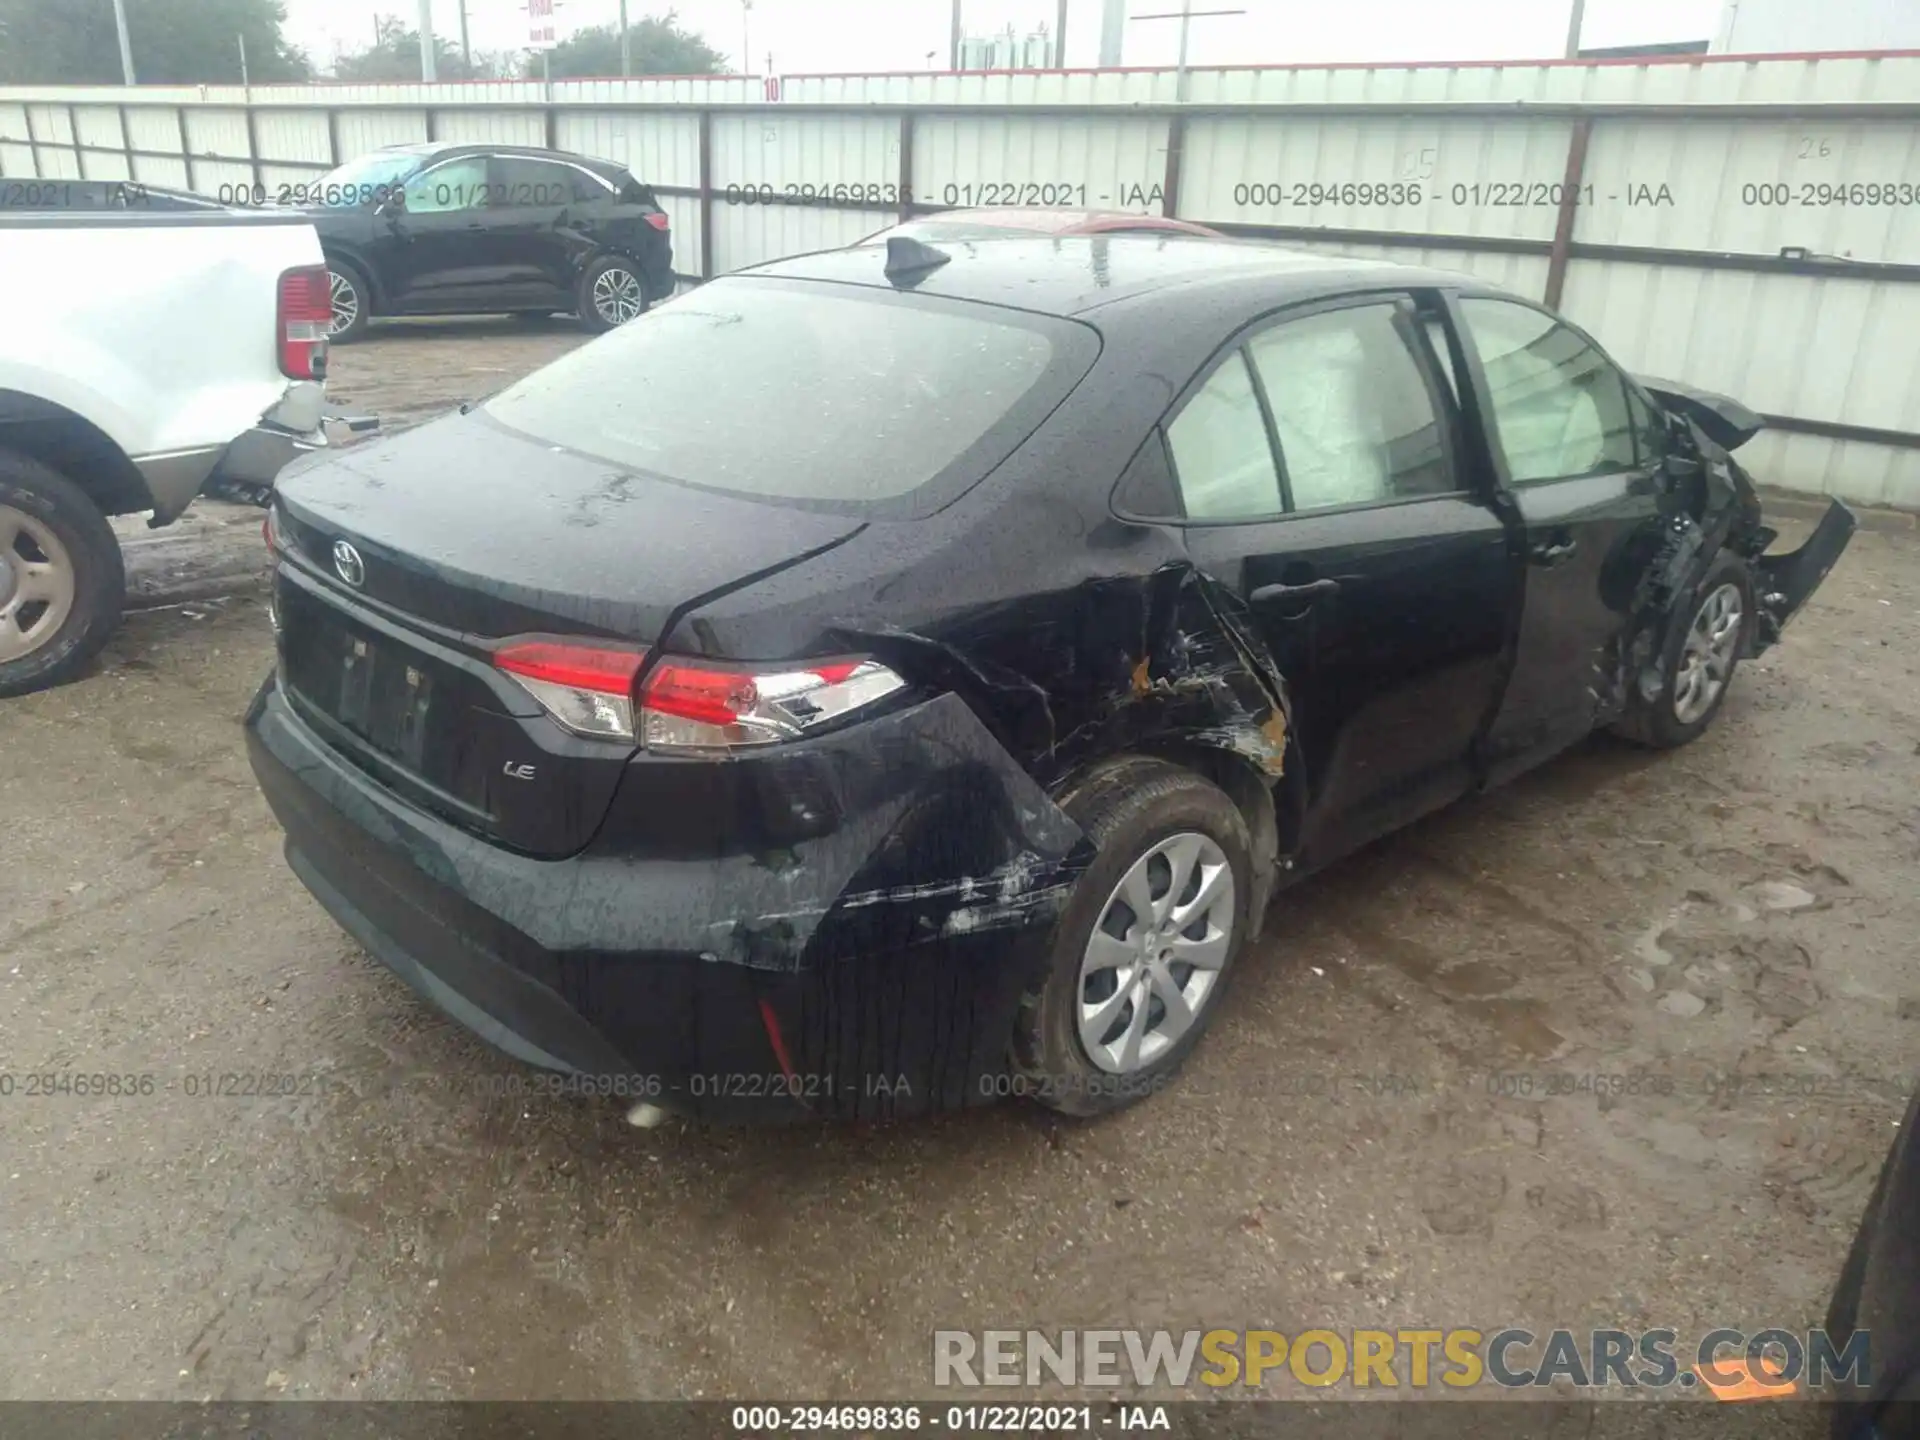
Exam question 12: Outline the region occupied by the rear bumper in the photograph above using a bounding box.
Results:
[246,676,1088,1122]
[208,382,328,492]
[137,382,328,522]
[1753,498,1857,652]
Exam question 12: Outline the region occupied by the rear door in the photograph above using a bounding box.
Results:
[1447,294,1664,781]
[485,154,599,310]
[1174,293,1515,866]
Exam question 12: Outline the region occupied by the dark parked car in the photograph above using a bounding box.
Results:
[297,142,674,340]
[859,207,1222,245]
[1827,1085,1920,1439]
[247,236,1853,1124]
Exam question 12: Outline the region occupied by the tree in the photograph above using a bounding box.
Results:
[332,16,502,82]
[0,0,308,84]
[534,13,728,80]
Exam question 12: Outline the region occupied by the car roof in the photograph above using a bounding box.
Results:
[375,140,626,177]
[741,235,1473,319]
[905,207,1217,236]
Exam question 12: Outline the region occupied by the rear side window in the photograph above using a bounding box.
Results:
[489,156,578,208]
[1458,298,1634,483]
[1247,303,1452,509]
[484,279,1094,514]
[1166,352,1283,521]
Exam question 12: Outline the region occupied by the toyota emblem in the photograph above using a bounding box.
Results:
[331,539,366,588]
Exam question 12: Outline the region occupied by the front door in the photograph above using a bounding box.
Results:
[1448,294,1666,782]
[384,154,499,312]
[1176,295,1515,867]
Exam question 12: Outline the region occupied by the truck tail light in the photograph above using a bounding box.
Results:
[643,212,670,231]
[277,265,332,381]
[492,640,905,753]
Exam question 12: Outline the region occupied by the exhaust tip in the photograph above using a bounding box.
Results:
[626,1101,671,1129]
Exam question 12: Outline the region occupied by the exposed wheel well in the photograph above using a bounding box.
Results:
[1065,738,1296,940]
[0,392,149,517]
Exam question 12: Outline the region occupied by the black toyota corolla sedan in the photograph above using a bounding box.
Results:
[296,141,675,340]
[247,235,1854,1124]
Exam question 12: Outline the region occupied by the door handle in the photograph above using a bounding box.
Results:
[1530,532,1578,567]
[1250,577,1342,605]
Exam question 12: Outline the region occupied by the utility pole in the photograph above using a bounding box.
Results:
[1055,0,1069,65]
[459,0,472,72]
[1131,3,1242,99]
[1098,0,1123,66]
[416,0,438,81]
[237,32,250,86]
[741,0,753,76]
[1564,0,1587,57]
[111,0,137,84]
[949,0,963,69]
[620,0,631,76]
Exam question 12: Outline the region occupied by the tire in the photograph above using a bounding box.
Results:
[325,259,372,343]
[1012,757,1253,1117]
[0,450,126,699]
[577,255,650,334]
[1612,549,1754,750]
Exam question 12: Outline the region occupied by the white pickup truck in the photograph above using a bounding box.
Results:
[0,207,331,696]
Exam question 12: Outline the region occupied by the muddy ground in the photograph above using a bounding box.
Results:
[2,316,1916,1408]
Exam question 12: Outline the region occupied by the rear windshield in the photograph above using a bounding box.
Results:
[483,278,1096,514]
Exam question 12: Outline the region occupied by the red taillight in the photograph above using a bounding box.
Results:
[496,641,646,694]
[638,661,757,727]
[278,265,332,381]
[643,212,670,231]
[491,639,905,753]
[494,640,646,741]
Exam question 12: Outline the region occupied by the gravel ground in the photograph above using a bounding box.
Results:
[1,317,1915,1411]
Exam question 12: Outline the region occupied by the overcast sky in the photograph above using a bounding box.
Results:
[284,0,1726,76]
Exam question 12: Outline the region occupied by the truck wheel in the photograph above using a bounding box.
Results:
[577,256,649,333]
[1612,550,1754,750]
[1011,757,1252,1117]
[0,450,125,698]
[326,259,372,342]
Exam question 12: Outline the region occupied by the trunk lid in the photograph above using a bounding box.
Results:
[271,411,864,857]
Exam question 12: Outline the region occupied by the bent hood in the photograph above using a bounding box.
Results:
[1639,375,1765,451]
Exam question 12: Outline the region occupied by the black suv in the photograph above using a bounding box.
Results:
[297,142,674,340]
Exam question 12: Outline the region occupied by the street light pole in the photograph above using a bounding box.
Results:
[111,0,137,84]
[620,0,632,76]
[1564,0,1587,58]
[416,0,437,81]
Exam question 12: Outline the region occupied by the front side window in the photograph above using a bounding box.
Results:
[1248,303,1451,510]
[1458,298,1634,483]
[404,155,490,214]
[1165,352,1283,521]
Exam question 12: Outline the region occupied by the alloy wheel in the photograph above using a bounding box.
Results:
[328,269,360,336]
[1078,831,1235,1074]
[591,266,646,326]
[1672,581,1744,725]
[0,505,78,664]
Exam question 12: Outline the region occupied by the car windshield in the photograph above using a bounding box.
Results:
[306,151,428,205]
[483,278,1094,511]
